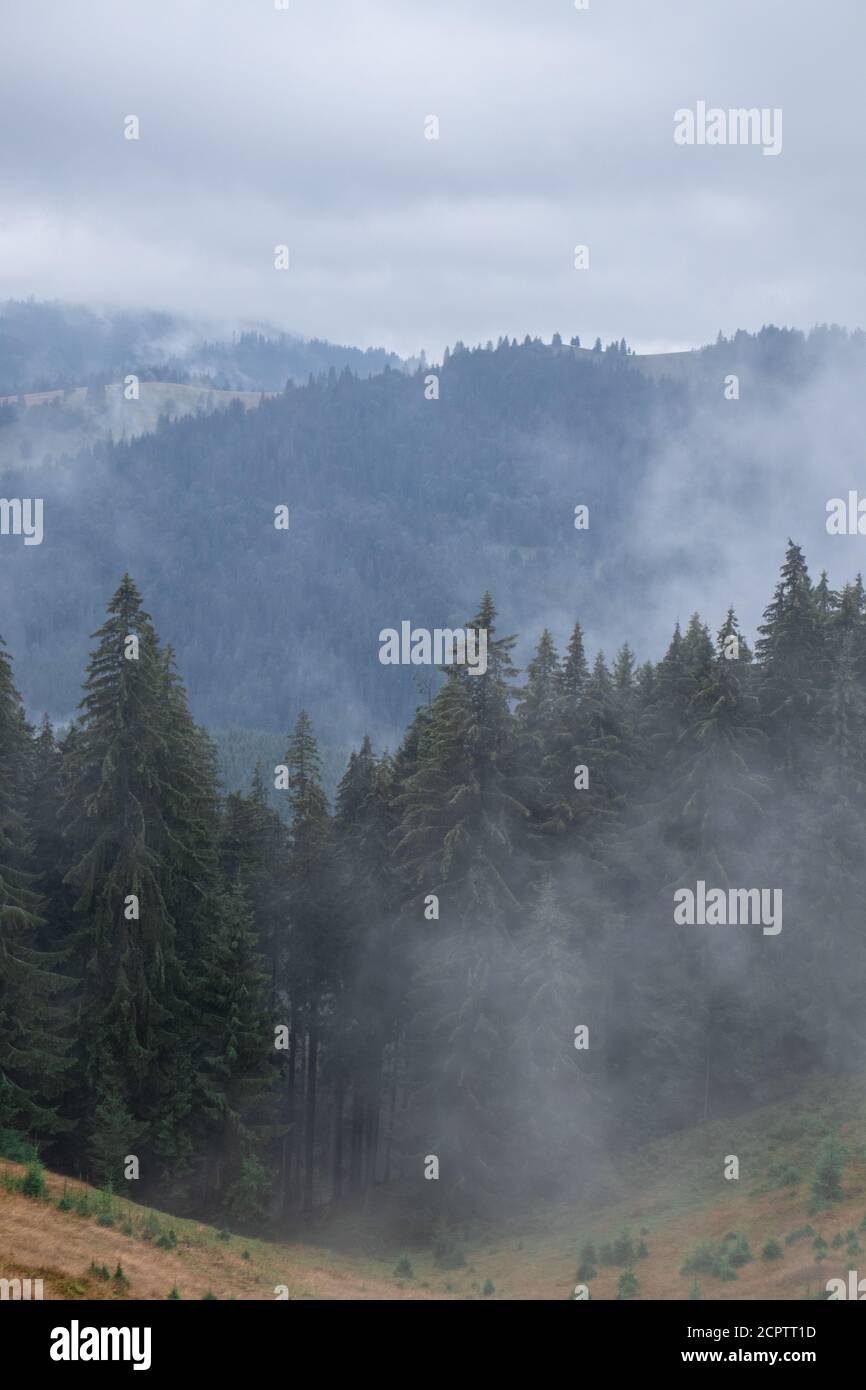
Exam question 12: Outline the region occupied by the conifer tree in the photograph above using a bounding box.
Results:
[0,639,72,1137]
[756,541,827,779]
[62,577,188,1177]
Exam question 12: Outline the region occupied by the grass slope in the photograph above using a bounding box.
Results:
[2,1072,865,1300]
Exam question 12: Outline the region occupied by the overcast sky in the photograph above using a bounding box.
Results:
[0,0,862,358]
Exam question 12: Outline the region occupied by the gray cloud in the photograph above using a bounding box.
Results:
[0,0,862,356]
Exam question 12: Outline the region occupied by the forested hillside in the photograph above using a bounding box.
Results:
[2,543,865,1230]
[0,300,403,397]
[4,322,865,747]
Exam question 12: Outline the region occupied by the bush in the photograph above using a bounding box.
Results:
[482,1279,495,1297]
[725,1233,753,1268]
[681,1242,721,1277]
[812,1136,846,1206]
[140,1214,162,1242]
[785,1225,814,1246]
[616,1270,639,1300]
[21,1160,47,1199]
[762,1239,783,1261]
[682,1234,749,1281]
[89,1262,110,1281]
[766,1162,801,1189]
[224,1152,269,1221]
[167,1287,181,1300]
[393,1256,413,1279]
[0,1129,39,1164]
[612,1230,635,1266]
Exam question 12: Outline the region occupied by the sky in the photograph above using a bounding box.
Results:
[0,0,862,359]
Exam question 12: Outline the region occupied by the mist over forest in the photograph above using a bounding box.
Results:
[2,0,866,1328]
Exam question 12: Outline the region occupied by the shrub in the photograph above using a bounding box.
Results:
[393,1256,413,1279]
[724,1233,753,1268]
[681,1243,721,1277]
[766,1162,801,1188]
[785,1225,814,1246]
[812,1136,846,1206]
[482,1279,495,1297]
[224,1152,269,1221]
[141,1213,162,1242]
[0,1129,39,1164]
[612,1230,635,1266]
[762,1239,783,1261]
[616,1270,639,1300]
[21,1160,47,1199]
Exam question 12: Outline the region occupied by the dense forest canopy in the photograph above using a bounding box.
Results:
[2,541,865,1228]
[4,322,866,753]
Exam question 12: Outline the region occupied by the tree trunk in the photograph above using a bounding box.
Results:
[304,1008,318,1211]
[332,1083,344,1201]
[281,1016,297,1215]
[383,1027,400,1184]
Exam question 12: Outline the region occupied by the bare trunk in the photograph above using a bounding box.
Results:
[304,1008,318,1211]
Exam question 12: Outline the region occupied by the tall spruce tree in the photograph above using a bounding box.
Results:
[62,577,189,1179]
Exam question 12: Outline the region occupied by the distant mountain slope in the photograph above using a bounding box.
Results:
[0,381,268,476]
[0,300,405,396]
[2,323,864,744]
